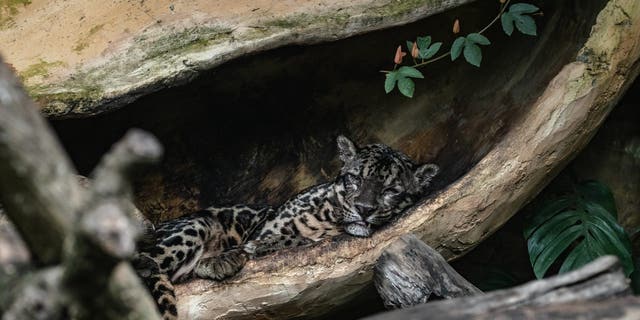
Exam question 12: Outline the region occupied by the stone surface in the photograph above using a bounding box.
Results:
[0,0,474,118]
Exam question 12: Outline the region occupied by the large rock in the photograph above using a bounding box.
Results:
[0,0,474,118]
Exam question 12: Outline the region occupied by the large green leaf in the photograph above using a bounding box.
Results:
[523,197,572,238]
[525,180,634,278]
[577,181,617,217]
[531,224,583,279]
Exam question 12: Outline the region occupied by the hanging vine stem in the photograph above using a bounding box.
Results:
[381,0,511,74]
[382,0,540,98]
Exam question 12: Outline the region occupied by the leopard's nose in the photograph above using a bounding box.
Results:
[355,203,376,217]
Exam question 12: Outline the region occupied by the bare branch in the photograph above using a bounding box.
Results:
[0,58,85,264]
[367,255,630,320]
[0,56,160,319]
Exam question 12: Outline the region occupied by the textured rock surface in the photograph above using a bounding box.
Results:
[0,0,474,118]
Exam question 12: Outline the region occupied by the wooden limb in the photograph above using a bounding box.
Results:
[366,296,640,320]
[62,130,162,319]
[0,59,85,265]
[365,255,631,320]
[374,234,482,309]
[0,267,65,320]
[0,57,161,319]
[466,296,640,320]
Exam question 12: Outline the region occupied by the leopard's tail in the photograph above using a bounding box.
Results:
[133,255,178,320]
[143,272,178,320]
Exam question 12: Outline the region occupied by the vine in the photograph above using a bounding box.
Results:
[383,1,541,98]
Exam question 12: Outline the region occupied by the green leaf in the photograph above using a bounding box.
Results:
[420,42,442,59]
[416,36,431,50]
[524,197,572,238]
[406,40,414,53]
[577,181,617,217]
[525,180,634,279]
[463,41,482,67]
[398,66,424,79]
[532,224,582,279]
[451,37,465,61]
[509,3,540,14]
[514,14,537,36]
[501,12,515,36]
[384,71,398,94]
[397,77,415,98]
[527,211,580,265]
[559,241,587,274]
[467,33,491,45]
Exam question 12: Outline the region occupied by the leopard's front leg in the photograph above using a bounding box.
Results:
[243,234,313,257]
[193,249,248,280]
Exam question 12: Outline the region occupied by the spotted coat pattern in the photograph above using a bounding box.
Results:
[242,135,439,256]
[134,136,439,320]
[133,205,273,320]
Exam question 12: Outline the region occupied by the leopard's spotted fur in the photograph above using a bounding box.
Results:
[135,136,439,319]
[133,205,273,320]
[242,135,439,256]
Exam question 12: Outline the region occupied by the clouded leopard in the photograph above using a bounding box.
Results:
[242,135,439,256]
[134,135,439,319]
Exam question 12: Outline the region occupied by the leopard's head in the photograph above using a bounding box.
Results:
[334,135,439,237]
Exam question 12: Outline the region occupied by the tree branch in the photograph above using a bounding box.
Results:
[0,59,85,265]
[0,57,161,319]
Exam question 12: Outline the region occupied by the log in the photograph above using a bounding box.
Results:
[374,234,482,309]
[365,296,640,320]
[365,254,632,320]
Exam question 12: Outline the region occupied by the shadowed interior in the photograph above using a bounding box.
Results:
[51,0,605,226]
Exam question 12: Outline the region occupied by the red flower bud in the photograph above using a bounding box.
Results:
[411,41,419,58]
[394,45,406,64]
[453,19,460,34]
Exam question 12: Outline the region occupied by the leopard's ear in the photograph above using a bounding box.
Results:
[337,135,357,163]
[414,163,439,190]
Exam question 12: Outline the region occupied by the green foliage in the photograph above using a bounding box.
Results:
[382,1,540,98]
[384,66,424,97]
[501,3,539,36]
[524,181,633,279]
[450,33,491,67]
